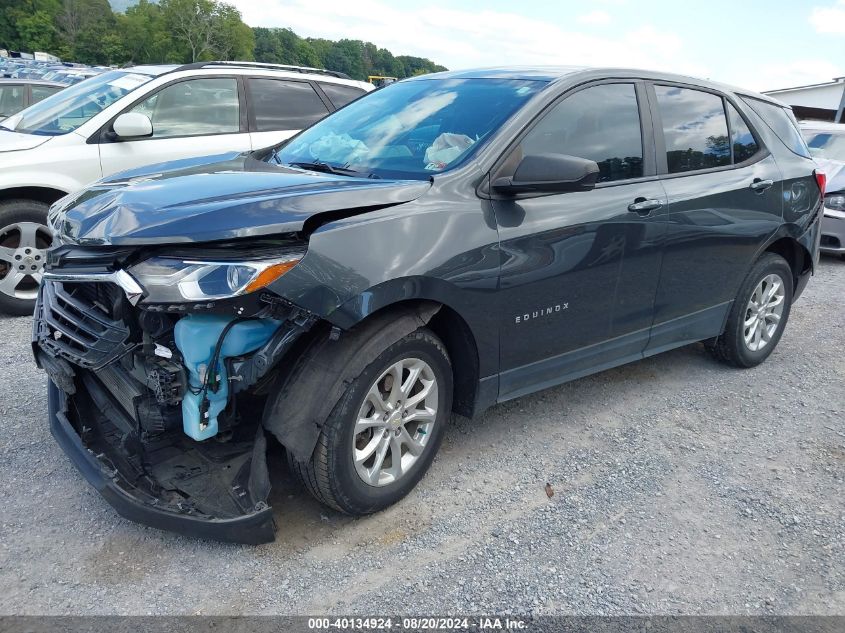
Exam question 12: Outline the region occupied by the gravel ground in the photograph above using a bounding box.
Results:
[1,258,843,616]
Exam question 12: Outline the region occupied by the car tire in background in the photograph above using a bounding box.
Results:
[0,200,52,317]
[288,328,452,515]
[707,253,793,368]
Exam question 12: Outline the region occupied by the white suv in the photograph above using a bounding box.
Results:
[0,61,372,314]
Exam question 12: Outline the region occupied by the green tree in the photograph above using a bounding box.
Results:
[13,10,58,52]
[160,0,253,62]
[254,27,322,67]
[121,0,174,64]
[295,39,320,67]
[0,0,446,78]
[253,27,282,63]
[56,0,121,63]
[1,0,62,51]
[213,3,253,61]
[161,0,217,62]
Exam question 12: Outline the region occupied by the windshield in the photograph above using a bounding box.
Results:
[804,130,845,161]
[0,70,152,136]
[274,78,546,180]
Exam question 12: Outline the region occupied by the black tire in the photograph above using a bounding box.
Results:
[708,253,793,368]
[0,199,52,317]
[289,328,452,515]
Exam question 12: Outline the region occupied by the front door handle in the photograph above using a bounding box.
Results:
[628,198,663,216]
[750,178,774,192]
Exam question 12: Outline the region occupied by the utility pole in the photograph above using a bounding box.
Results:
[835,77,845,123]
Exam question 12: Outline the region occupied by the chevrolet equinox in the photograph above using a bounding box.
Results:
[33,67,824,543]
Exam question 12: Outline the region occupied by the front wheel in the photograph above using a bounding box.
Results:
[708,253,793,368]
[0,200,52,316]
[289,328,452,515]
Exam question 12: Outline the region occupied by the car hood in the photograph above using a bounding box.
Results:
[51,152,432,245]
[0,128,52,152]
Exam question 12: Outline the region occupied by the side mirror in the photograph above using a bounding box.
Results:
[493,153,600,195]
[112,112,153,140]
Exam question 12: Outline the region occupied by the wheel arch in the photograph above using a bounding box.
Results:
[327,278,486,418]
[264,293,486,462]
[0,186,68,206]
[759,232,812,301]
[337,297,482,418]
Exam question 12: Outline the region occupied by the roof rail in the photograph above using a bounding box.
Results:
[173,60,352,80]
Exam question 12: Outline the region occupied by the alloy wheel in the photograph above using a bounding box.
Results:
[743,273,785,352]
[352,357,439,487]
[0,222,51,302]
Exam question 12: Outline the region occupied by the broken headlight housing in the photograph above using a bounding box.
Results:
[129,250,304,303]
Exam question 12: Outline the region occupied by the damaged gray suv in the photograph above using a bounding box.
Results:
[34,67,823,543]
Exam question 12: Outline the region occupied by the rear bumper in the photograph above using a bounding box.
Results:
[792,203,823,302]
[48,381,276,545]
[820,208,845,254]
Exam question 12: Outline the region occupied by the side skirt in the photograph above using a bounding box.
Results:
[493,302,731,406]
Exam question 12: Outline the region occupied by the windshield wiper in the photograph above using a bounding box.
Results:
[286,161,379,179]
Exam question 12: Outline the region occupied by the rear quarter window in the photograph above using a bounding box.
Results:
[319,82,366,108]
[740,96,811,158]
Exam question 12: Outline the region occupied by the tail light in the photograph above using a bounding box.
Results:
[814,169,826,196]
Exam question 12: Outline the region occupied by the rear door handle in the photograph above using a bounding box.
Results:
[750,178,774,192]
[628,198,663,216]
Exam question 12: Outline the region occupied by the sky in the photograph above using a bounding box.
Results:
[228,0,843,92]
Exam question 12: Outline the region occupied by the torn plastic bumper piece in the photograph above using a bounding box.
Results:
[47,380,276,545]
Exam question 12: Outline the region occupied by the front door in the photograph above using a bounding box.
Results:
[98,76,253,178]
[492,82,667,401]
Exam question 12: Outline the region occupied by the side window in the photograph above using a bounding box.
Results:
[740,96,811,158]
[129,78,240,139]
[727,102,759,163]
[0,85,25,117]
[30,85,62,104]
[319,82,365,108]
[247,79,329,131]
[655,85,730,174]
[521,83,644,182]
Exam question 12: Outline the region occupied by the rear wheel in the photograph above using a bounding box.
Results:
[0,200,52,317]
[708,253,793,368]
[289,329,452,515]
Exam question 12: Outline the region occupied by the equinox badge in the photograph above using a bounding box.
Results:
[514,303,569,324]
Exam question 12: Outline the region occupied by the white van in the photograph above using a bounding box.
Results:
[0,61,372,314]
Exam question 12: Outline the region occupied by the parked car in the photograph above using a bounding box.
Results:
[0,61,372,315]
[0,79,64,121]
[50,68,105,85]
[33,67,822,543]
[801,121,845,257]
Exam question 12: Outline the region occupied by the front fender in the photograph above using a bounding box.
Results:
[262,302,441,462]
[0,140,97,196]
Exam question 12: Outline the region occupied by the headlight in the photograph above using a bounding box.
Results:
[825,193,845,211]
[129,251,304,303]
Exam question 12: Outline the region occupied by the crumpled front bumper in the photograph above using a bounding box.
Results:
[47,380,276,545]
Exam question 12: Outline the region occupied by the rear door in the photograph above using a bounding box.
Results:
[644,83,783,355]
[29,84,62,106]
[0,83,25,119]
[492,81,668,400]
[246,78,331,150]
[98,76,252,178]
